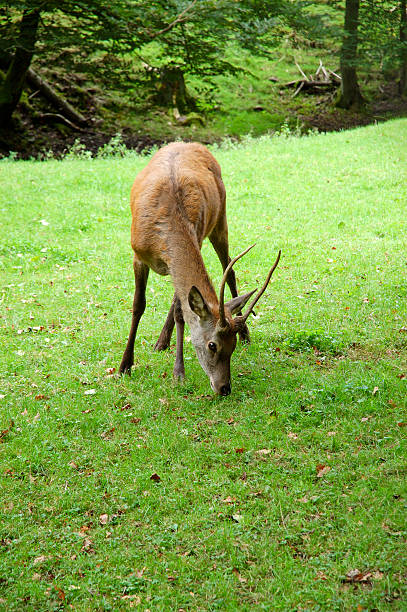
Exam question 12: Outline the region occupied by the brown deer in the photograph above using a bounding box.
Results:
[119,142,280,395]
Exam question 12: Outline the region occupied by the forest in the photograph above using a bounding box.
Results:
[0,0,406,158]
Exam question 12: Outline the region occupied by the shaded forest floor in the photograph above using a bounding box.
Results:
[2,86,406,160]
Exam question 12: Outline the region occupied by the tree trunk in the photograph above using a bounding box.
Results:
[400,0,407,95]
[156,66,196,113]
[0,8,40,127]
[336,0,364,109]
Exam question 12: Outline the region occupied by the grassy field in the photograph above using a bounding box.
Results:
[0,120,406,610]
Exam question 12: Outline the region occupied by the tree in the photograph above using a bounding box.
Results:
[336,0,364,109]
[400,0,407,95]
[0,1,304,126]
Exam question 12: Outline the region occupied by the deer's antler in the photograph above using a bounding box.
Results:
[236,249,281,325]
[218,244,256,329]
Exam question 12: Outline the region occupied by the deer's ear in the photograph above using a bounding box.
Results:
[188,286,211,320]
[225,290,256,316]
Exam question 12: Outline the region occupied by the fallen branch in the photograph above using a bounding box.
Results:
[26,67,88,126]
[39,113,85,131]
[282,60,341,95]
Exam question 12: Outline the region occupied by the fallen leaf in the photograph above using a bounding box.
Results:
[397,422,407,427]
[227,418,235,425]
[343,569,372,583]
[222,496,236,504]
[84,389,96,395]
[372,386,379,395]
[372,570,384,580]
[68,461,78,469]
[235,448,245,454]
[80,538,94,553]
[150,473,161,482]
[256,449,272,455]
[315,571,328,580]
[99,514,109,525]
[56,588,65,601]
[288,432,298,440]
[232,567,247,583]
[327,431,336,436]
[120,403,131,411]
[34,394,47,401]
[33,556,46,565]
[105,367,116,375]
[121,595,141,604]
[100,428,115,440]
[316,464,331,478]
[131,417,141,424]
[32,572,42,581]
[232,513,242,523]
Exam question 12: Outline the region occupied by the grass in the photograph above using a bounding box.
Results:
[0,120,406,610]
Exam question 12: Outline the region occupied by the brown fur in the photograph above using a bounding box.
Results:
[120,142,252,395]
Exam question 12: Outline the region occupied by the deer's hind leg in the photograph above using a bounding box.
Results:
[119,257,149,375]
[173,296,185,381]
[154,293,176,351]
[209,223,251,343]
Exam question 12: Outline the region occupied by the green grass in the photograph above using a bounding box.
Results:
[1,120,406,610]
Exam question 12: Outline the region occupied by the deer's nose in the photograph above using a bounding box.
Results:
[220,382,231,396]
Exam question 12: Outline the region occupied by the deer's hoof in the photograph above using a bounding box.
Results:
[154,338,170,352]
[173,366,185,382]
[119,359,133,375]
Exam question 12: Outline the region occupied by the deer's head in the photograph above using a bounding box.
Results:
[188,247,281,395]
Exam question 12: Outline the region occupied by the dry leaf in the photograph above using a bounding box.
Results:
[68,461,78,469]
[288,432,298,440]
[343,569,372,583]
[232,567,247,583]
[105,367,116,375]
[256,449,272,455]
[222,496,236,504]
[235,448,245,454]
[99,514,109,525]
[316,464,331,478]
[33,555,47,565]
[84,389,96,395]
[150,473,161,482]
[100,428,115,440]
[232,513,242,523]
[372,386,379,395]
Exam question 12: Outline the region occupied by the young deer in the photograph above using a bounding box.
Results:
[119,142,280,395]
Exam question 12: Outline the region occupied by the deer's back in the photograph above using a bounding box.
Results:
[130,143,226,272]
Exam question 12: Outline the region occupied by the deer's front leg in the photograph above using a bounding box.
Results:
[173,297,185,381]
[119,259,149,375]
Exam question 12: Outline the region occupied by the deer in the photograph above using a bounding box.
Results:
[119,142,281,395]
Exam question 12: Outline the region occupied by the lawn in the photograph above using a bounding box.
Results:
[0,120,406,610]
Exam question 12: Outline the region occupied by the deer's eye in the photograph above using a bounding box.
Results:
[208,342,217,353]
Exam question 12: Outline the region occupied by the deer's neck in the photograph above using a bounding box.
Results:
[167,216,218,325]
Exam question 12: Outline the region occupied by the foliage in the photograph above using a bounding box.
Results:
[0,120,406,609]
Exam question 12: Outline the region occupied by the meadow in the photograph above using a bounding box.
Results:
[0,120,406,610]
